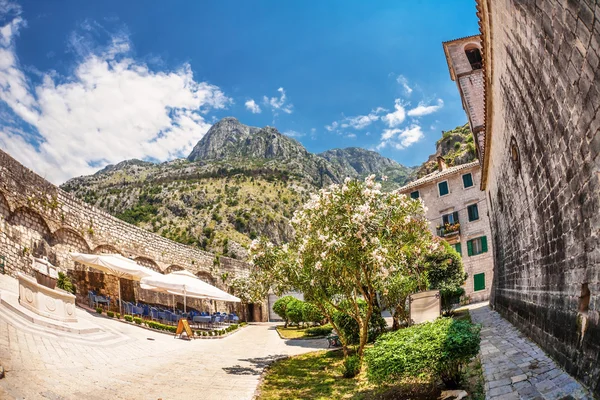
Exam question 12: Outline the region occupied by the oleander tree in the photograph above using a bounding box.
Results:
[249,175,440,359]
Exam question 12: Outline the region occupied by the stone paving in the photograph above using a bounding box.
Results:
[468,302,591,400]
[0,297,326,399]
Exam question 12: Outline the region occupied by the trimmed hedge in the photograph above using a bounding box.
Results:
[96,307,103,314]
[365,318,481,388]
[133,317,143,325]
[124,315,133,322]
[107,311,115,318]
[305,324,333,337]
[144,320,177,333]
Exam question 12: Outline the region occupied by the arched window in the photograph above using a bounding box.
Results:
[464,45,482,70]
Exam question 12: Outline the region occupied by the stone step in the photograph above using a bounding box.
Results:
[0,302,133,347]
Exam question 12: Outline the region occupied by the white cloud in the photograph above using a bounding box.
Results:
[325,121,338,132]
[283,130,305,138]
[382,99,406,127]
[310,127,317,140]
[263,87,293,114]
[244,99,261,114]
[345,133,357,139]
[396,74,412,96]
[377,124,424,151]
[407,99,444,117]
[326,107,387,132]
[0,14,231,184]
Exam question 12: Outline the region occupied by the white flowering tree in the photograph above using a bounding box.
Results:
[250,175,439,358]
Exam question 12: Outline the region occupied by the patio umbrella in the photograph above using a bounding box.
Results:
[70,252,158,316]
[140,269,240,313]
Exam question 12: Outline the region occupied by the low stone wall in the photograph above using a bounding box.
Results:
[0,149,267,320]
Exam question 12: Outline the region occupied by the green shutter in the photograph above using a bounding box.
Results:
[410,191,419,199]
[462,173,473,188]
[481,236,488,253]
[474,273,485,291]
[438,181,449,196]
[454,243,462,256]
[467,240,473,256]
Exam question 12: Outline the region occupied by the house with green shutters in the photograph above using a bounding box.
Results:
[399,157,494,303]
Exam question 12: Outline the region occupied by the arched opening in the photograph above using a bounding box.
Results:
[464,45,482,70]
[164,264,185,274]
[196,271,216,285]
[0,191,11,220]
[93,244,122,255]
[134,256,161,272]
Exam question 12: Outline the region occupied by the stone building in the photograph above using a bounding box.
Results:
[447,1,600,395]
[0,149,268,322]
[398,158,494,303]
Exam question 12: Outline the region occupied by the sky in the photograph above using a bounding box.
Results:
[0,0,479,184]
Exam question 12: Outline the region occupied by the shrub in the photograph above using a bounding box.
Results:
[116,313,120,319]
[230,324,238,330]
[342,354,361,378]
[202,331,207,336]
[272,296,295,327]
[305,324,333,337]
[286,298,305,326]
[96,307,103,314]
[365,318,481,388]
[107,311,115,318]
[56,272,75,294]
[124,315,133,322]
[133,317,142,325]
[333,302,387,344]
[302,302,324,325]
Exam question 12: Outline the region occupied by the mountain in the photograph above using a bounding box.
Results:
[61,117,467,260]
[319,147,415,190]
[414,123,477,178]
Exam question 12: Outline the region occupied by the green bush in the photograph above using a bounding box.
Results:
[272,296,295,327]
[56,272,75,294]
[107,311,115,318]
[342,354,361,378]
[116,313,120,319]
[133,317,142,325]
[365,318,481,388]
[425,241,468,313]
[230,324,238,330]
[305,324,333,337]
[202,331,207,336]
[302,302,324,324]
[124,315,133,322]
[332,302,386,344]
[96,307,103,314]
[286,298,305,326]
[240,322,247,326]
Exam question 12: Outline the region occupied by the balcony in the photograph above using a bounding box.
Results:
[436,222,461,239]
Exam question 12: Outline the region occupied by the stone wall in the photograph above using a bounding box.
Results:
[0,149,267,321]
[479,0,600,394]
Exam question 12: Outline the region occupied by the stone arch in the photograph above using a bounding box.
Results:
[50,227,91,252]
[464,43,482,70]
[164,264,185,274]
[50,227,92,270]
[8,206,52,239]
[196,271,216,285]
[93,244,122,255]
[0,191,11,220]
[134,256,161,272]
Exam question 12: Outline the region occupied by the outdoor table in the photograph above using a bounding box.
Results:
[193,316,211,328]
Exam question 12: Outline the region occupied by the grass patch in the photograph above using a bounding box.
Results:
[276,326,310,339]
[257,350,441,400]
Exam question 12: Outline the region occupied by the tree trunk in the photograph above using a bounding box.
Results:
[357,319,369,357]
[392,315,400,330]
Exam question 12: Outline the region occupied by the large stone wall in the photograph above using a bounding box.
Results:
[479,0,600,394]
[0,149,266,320]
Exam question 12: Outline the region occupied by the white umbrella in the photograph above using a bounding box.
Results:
[140,269,240,313]
[70,252,158,316]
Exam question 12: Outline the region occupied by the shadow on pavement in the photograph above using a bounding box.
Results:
[223,354,288,375]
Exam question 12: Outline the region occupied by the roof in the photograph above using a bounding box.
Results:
[398,161,480,192]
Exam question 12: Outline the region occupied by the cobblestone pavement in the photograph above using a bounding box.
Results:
[468,302,591,400]
[0,308,327,399]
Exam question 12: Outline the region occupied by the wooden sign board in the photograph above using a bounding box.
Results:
[409,290,441,325]
[175,319,194,340]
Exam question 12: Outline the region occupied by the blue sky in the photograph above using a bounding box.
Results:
[0,0,479,183]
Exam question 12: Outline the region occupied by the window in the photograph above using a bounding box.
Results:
[410,191,420,199]
[473,273,485,292]
[467,236,488,256]
[462,173,474,188]
[442,211,459,225]
[465,46,482,70]
[454,243,462,256]
[438,181,449,196]
[467,204,479,221]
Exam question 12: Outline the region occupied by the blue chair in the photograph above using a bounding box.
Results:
[150,307,160,321]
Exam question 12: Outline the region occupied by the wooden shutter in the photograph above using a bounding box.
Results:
[467,240,473,256]
[481,236,488,252]
[454,243,462,256]
[474,273,485,291]
[452,211,459,223]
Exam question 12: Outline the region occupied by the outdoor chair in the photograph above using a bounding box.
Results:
[88,290,110,308]
[150,307,159,321]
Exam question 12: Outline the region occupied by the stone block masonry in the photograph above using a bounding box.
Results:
[476,0,600,395]
[0,149,266,320]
